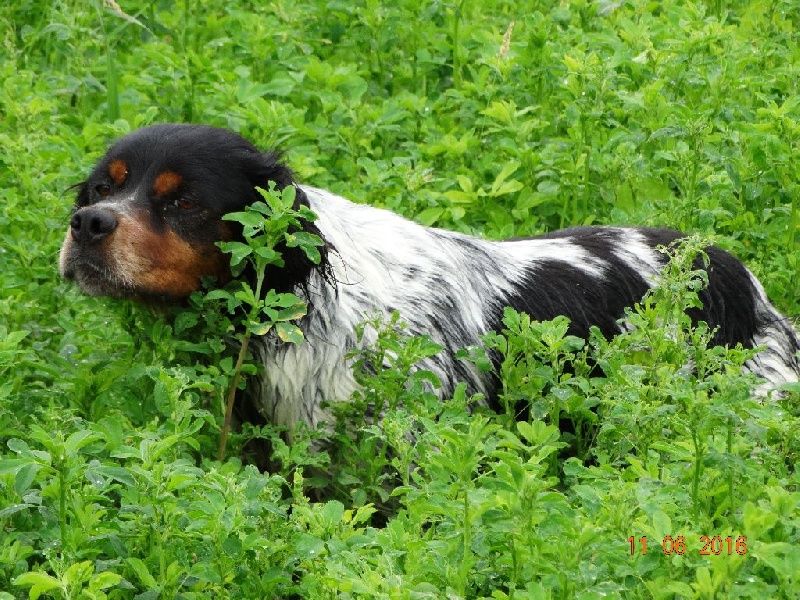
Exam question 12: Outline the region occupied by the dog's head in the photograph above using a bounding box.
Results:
[59,124,300,300]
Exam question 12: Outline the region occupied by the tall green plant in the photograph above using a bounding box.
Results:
[183,184,323,460]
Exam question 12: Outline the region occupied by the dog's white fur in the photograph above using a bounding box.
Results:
[249,186,800,428]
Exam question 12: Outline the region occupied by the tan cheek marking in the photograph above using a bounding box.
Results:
[109,159,128,185]
[111,214,230,297]
[153,171,183,197]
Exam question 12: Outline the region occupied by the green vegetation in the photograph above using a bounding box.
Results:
[1,0,799,597]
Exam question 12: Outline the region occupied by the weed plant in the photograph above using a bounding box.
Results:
[1,1,800,598]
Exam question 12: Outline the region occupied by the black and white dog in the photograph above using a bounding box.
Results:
[60,124,800,427]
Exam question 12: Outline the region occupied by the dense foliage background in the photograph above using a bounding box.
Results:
[1,0,799,597]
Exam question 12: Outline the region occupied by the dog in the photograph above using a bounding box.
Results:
[60,124,800,428]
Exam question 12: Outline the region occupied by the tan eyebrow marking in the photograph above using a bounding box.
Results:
[153,170,183,197]
[108,159,128,185]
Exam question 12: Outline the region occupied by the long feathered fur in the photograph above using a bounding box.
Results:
[250,186,800,428]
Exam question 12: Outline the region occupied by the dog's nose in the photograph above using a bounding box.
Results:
[70,207,118,244]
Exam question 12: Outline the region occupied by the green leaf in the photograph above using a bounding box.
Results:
[89,571,122,591]
[263,73,297,97]
[280,185,296,206]
[691,566,715,598]
[284,231,323,264]
[221,211,264,229]
[301,245,321,264]
[274,305,307,321]
[13,572,62,600]
[319,500,344,526]
[62,561,93,587]
[7,438,31,455]
[489,179,524,197]
[743,501,779,537]
[218,241,253,267]
[94,465,136,487]
[0,458,31,475]
[294,533,324,558]
[14,462,39,496]
[267,292,304,308]
[352,503,377,525]
[204,289,234,302]
[64,430,101,454]
[254,246,280,262]
[234,285,258,307]
[340,75,368,101]
[173,310,199,333]
[205,288,242,313]
[276,322,304,344]
[0,503,32,519]
[490,160,520,196]
[651,510,671,538]
[1,330,28,347]
[222,534,243,557]
[481,100,516,123]
[456,174,474,192]
[248,321,274,336]
[126,557,157,588]
[563,53,582,72]
[416,207,444,226]
[248,200,272,216]
[236,81,272,103]
[297,205,318,222]
[443,189,474,204]
[536,180,560,195]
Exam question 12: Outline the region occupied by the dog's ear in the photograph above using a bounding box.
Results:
[234,148,324,296]
[238,149,312,212]
[241,150,296,194]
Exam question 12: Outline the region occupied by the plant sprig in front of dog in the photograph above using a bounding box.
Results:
[208,184,323,460]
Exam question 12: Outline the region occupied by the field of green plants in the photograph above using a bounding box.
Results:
[2,0,799,597]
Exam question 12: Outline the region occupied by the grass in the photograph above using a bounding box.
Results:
[1,0,799,598]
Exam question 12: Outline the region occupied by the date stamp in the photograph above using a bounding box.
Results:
[628,535,748,556]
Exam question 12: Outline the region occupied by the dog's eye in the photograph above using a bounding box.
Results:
[95,184,111,197]
[171,198,194,210]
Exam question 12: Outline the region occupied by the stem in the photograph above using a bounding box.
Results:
[58,465,67,555]
[510,537,518,597]
[692,430,702,516]
[217,333,251,461]
[451,0,465,87]
[727,415,734,516]
[217,270,264,461]
[94,1,119,122]
[789,178,798,250]
[584,147,590,217]
[106,43,119,121]
[560,192,569,229]
[551,403,560,476]
[460,485,471,595]
[154,504,165,584]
